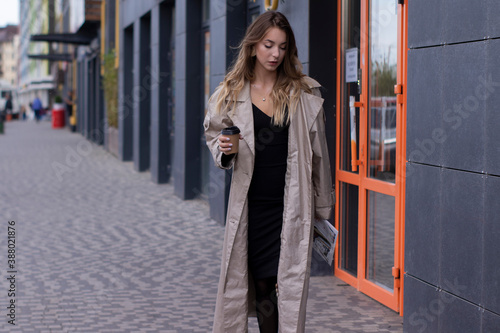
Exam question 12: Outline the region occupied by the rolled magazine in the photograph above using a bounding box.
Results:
[313,219,338,266]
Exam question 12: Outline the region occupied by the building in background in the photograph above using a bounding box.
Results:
[0,24,20,116]
[18,0,59,111]
[21,0,102,132]
[70,0,104,144]
[0,25,20,87]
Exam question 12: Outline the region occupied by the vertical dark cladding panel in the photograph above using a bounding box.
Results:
[183,0,202,198]
[225,0,246,67]
[482,310,500,333]
[149,6,161,182]
[157,2,174,184]
[408,0,444,48]
[138,13,152,172]
[173,0,187,198]
[97,57,105,145]
[404,275,481,333]
[121,24,135,161]
[483,176,500,315]
[309,0,336,185]
[409,0,497,47]
[485,39,500,177]
[440,169,484,305]
[487,0,500,39]
[207,11,229,224]
[208,74,229,226]
[403,275,439,333]
[150,2,174,184]
[308,0,337,277]
[443,0,486,44]
[406,47,443,166]
[404,163,440,286]
[87,58,94,140]
[437,288,481,333]
[441,42,486,173]
[173,0,204,200]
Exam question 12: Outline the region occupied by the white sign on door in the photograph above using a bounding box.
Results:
[345,48,358,83]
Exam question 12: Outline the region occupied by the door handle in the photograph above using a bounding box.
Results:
[349,96,363,172]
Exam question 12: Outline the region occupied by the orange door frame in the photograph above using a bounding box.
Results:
[334,0,408,315]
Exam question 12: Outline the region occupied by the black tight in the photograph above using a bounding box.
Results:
[254,276,279,333]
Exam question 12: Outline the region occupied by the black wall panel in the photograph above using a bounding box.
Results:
[404,163,440,286]
[486,0,500,39]
[441,43,486,173]
[485,40,500,177]
[443,0,487,45]
[403,275,484,333]
[409,0,500,48]
[440,169,484,305]
[483,176,500,314]
[408,41,499,173]
[407,47,443,165]
[408,0,444,48]
[482,310,500,333]
[403,275,439,333]
[437,289,481,333]
[120,25,134,161]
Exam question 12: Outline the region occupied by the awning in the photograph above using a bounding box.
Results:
[28,53,73,62]
[30,33,93,45]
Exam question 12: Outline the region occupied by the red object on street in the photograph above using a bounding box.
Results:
[52,106,65,129]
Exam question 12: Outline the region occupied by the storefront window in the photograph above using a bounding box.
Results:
[368,0,397,183]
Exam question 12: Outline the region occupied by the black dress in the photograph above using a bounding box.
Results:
[247,104,289,279]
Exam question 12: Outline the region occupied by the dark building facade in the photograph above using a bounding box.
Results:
[73,0,106,146]
[404,1,500,332]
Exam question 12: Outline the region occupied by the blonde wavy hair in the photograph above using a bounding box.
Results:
[214,11,311,126]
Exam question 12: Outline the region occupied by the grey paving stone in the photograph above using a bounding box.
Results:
[0,121,403,332]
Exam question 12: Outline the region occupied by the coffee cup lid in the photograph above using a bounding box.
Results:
[221,126,240,135]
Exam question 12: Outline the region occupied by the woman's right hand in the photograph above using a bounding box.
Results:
[218,134,243,155]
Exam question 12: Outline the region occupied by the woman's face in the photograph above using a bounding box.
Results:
[254,27,287,73]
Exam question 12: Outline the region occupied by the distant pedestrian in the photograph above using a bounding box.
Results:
[32,95,42,122]
[204,11,334,333]
[21,105,27,120]
[64,89,74,130]
[64,89,74,118]
[4,93,13,115]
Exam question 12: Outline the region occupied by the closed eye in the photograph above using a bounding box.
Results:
[264,45,286,50]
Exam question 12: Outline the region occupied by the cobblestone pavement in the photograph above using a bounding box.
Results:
[0,120,403,332]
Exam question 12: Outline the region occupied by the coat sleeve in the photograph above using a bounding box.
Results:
[203,90,237,170]
[310,89,335,220]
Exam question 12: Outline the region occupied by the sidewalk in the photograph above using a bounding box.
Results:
[0,121,403,332]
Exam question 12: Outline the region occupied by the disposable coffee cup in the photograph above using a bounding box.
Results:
[221,126,241,154]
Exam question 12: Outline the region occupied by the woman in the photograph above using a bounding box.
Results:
[204,11,334,333]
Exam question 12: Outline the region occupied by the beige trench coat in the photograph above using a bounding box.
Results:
[204,77,334,333]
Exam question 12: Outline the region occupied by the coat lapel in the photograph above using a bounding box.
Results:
[227,81,255,158]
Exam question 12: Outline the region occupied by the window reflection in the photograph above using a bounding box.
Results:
[368,0,397,183]
[367,190,395,291]
[340,0,361,174]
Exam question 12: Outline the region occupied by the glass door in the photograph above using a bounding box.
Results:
[335,0,406,312]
